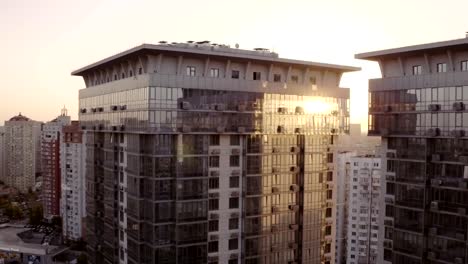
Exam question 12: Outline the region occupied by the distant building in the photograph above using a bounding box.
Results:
[60,121,86,241]
[42,108,71,220]
[346,155,381,264]
[334,151,356,264]
[72,41,359,264]
[4,113,42,193]
[0,127,5,184]
[334,123,381,155]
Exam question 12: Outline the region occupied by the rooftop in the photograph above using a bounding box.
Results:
[355,37,468,61]
[0,225,63,255]
[72,41,360,76]
[8,113,30,122]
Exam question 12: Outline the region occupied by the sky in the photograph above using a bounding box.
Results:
[2,0,468,130]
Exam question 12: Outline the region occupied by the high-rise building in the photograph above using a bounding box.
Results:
[60,121,87,241]
[0,126,6,184]
[334,151,356,264]
[4,113,42,193]
[346,155,381,264]
[357,36,468,263]
[72,41,359,264]
[42,108,71,220]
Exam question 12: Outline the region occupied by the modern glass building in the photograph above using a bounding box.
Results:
[72,41,358,264]
[357,37,468,264]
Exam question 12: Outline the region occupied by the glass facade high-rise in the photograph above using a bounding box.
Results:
[72,42,358,264]
[357,37,468,264]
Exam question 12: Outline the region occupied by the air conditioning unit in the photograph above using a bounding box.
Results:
[80,108,87,114]
[430,201,439,210]
[208,256,218,262]
[216,126,225,133]
[289,224,299,230]
[289,205,300,211]
[271,225,279,232]
[215,104,226,111]
[98,107,104,112]
[271,244,279,252]
[431,179,442,186]
[237,104,246,112]
[459,181,468,189]
[120,105,127,110]
[295,106,304,114]
[432,154,441,162]
[272,167,280,173]
[427,251,438,259]
[231,170,240,176]
[295,128,302,134]
[289,242,298,249]
[251,102,260,110]
[210,213,219,220]
[231,191,240,197]
[277,125,285,133]
[271,206,280,213]
[112,126,117,131]
[209,192,219,198]
[381,128,390,136]
[451,130,465,138]
[120,125,125,131]
[290,166,300,173]
[230,233,238,239]
[272,147,280,153]
[210,171,220,177]
[429,227,438,235]
[211,149,221,155]
[111,105,118,111]
[230,212,240,218]
[385,197,394,204]
[383,105,392,112]
[237,126,246,133]
[182,125,191,133]
[91,108,97,113]
[231,149,240,155]
[272,187,280,194]
[132,224,139,230]
[290,184,300,192]
[209,234,219,241]
[460,156,468,165]
[278,107,288,114]
[180,101,192,110]
[456,232,465,240]
[426,128,440,137]
[98,124,104,130]
[330,128,338,134]
[458,207,466,215]
[386,152,396,158]
[290,146,301,154]
[229,253,238,260]
[453,102,465,111]
[428,104,441,111]
[455,257,464,264]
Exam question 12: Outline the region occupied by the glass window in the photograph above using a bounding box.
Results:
[229,218,239,230]
[209,178,219,189]
[209,199,219,210]
[253,71,261,80]
[209,220,218,232]
[436,63,447,73]
[291,75,299,83]
[210,68,219,78]
[230,155,240,167]
[186,66,196,76]
[273,74,281,82]
[229,197,239,209]
[462,61,468,71]
[310,76,317,85]
[210,135,220,146]
[229,176,239,188]
[232,70,240,79]
[230,135,240,146]
[412,65,422,75]
[229,238,238,250]
[208,241,218,253]
[209,156,219,167]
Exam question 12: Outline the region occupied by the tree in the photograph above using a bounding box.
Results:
[51,216,62,228]
[29,205,43,225]
[5,203,23,219]
[77,253,87,264]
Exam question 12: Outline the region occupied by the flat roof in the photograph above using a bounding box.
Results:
[0,226,61,256]
[72,43,360,76]
[355,37,468,61]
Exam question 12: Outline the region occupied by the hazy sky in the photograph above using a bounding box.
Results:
[2,0,468,130]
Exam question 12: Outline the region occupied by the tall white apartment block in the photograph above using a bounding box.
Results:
[60,121,87,241]
[4,113,42,193]
[334,151,356,264]
[346,155,381,264]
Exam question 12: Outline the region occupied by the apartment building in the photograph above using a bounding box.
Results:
[60,121,87,241]
[346,155,381,264]
[4,113,42,193]
[72,41,359,264]
[357,36,468,263]
[42,108,71,220]
[0,127,5,184]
